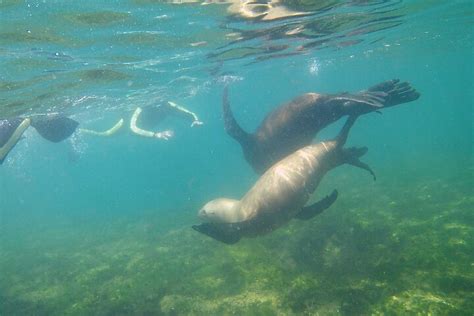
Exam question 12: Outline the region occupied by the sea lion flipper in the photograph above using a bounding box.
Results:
[192,223,241,244]
[343,146,377,181]
[365,79,420,108]
[30,114,79,143]
[330,92,385,109]
[348,158,377,181]
[295,189,338,220]
[222,86,252,146]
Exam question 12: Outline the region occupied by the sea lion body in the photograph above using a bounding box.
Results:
[247,93,332,172]
[237,141,337,235]
[224,79,420,174]
[194,116,374,243]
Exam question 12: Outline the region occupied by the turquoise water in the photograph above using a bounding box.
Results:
[1,1,473,315]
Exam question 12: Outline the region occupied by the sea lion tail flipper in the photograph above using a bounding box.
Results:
[222,86,252,145]
[343,146,377,181]
[30,114,79,142]
[295,189,338,220]
[192,223,242,245]
[365,79,420,108]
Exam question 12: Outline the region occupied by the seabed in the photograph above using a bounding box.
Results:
[1,167,473,315]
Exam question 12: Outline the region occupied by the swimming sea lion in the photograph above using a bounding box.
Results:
[193,115,374,244]
[224,79,419,174]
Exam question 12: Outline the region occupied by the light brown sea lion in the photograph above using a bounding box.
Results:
[224,79,420,174]
[193,115,374,244]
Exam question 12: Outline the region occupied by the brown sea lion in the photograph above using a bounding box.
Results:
[193,115,374,244]
[224,79,419,174]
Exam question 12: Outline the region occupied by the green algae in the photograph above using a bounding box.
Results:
[63,11,130,26]
[0,169,472,315]
[0,0,21,8]
[75,69,131,82]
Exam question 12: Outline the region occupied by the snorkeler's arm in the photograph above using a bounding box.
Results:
[78,119,124,136]
[130,107,173,140]
[0,118,31,162]
[167,101,203,127]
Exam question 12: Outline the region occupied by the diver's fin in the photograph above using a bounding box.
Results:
[30,114,79,142]
[295,189,338,220]
[0,118,31,164]
[192,223,241,245]
[222,86,252,146]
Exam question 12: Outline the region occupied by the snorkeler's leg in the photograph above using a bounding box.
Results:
[78,119,124,136]
[130,107,174,140]
[167,101,203,127]
[0,118,31,164]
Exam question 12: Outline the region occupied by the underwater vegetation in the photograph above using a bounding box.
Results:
[75,69,131,83]
[1,166,472,315]
[0,28,68,46]
[62,11,131,27]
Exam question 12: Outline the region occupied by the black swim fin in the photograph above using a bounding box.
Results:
[295,189,338,220]
[192,223,242,245]
[30,114,79,142]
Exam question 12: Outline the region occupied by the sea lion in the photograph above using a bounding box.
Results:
[193,115,374,244]
[224,79,420,174]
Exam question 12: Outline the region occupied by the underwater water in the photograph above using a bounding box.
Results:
[0,0,473,315]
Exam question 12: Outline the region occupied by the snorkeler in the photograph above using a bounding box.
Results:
[129,101,203,140]
[79,101,203,140]
[0,114,79,164]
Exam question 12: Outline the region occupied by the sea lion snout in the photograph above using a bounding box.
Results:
[198,198,241,223]
[198,207,215,219]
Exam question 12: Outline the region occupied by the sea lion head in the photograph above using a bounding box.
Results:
[198,198,241,224]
